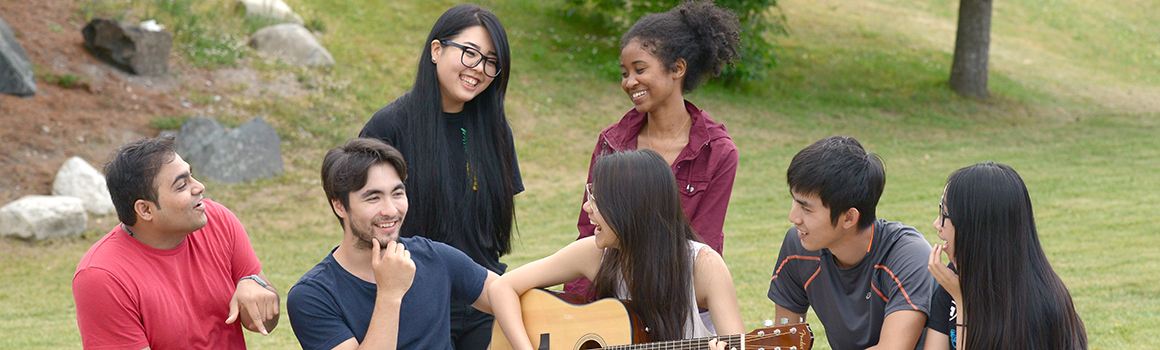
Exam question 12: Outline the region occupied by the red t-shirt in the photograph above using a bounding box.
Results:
[73,199,262,349]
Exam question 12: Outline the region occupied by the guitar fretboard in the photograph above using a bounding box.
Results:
[602,334,744,350]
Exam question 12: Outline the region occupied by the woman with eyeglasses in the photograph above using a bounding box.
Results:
[490,149,744,350]
[359,4,520,349]
[925,162,1087,350]
[565,0,743,300]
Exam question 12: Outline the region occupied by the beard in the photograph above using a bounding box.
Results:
[350,215,403,250]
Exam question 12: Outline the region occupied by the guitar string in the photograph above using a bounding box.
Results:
[600,330,805,350]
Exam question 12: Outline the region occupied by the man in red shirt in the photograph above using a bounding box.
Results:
[73,135,280,349]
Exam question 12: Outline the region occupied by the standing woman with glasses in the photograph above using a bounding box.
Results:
[925,162,1087,350]
[359,4,520,349]
[566,0,742,299]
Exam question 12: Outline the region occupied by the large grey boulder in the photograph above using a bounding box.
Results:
[0,195,88,241]
[52,157,115,216]
[82,18,173,76]
[176,117,284,184]
[250,24,334,67]
[236,0,305,25]
[1,15,36,97]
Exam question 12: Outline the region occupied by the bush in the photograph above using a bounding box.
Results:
[563,0,787,84]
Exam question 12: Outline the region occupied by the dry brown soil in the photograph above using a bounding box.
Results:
[0,0,273,205]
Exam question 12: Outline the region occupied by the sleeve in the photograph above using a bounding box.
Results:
[766,229,811,314]
[73,267,150,350]
[437,242,488,303]
[686,141,738,254]
[927,281,953,336]
[216,203,261,281]
[287,282,356,350]
[881,234,936,316]
[575,135,604,240]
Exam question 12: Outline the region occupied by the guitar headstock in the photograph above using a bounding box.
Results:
[743,323,814,350]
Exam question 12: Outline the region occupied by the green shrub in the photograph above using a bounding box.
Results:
[562,0,787,84]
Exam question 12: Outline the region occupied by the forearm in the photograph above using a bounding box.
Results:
[489,280,534,350]
[357,295,403,350]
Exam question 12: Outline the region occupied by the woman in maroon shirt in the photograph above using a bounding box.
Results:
[565,1,741,298]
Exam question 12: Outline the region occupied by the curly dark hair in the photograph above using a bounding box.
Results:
[621,1,741,93]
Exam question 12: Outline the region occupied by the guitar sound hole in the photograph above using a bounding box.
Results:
[578,339,603,349]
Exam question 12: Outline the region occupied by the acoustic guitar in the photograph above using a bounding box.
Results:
[491,288,813,350]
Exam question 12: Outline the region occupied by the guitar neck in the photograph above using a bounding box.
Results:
[603,334,745,350]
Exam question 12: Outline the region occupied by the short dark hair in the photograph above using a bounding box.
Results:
[786,136,885,229]
[321,138,408,226]
[103,135,179,226]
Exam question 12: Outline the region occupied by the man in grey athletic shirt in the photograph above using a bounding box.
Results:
[767,136,934,350]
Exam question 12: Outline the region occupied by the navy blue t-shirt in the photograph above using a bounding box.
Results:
[287,236,488,350]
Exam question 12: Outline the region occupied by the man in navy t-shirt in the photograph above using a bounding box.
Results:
[288,138,498,350]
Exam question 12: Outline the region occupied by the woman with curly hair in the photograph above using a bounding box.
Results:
[566,0,742,300]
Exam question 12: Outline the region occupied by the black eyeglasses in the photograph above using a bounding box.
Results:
[439,40,501,78]
[939,201,950,225]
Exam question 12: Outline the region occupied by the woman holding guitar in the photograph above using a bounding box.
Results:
[489,150,744,350]
[926,162,1087,349]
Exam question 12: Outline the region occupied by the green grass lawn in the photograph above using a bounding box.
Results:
[2,0,1158,348]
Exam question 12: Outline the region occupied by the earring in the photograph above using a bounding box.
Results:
[432,58,437,64]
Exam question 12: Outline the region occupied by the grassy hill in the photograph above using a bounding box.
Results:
[2,0,1157,348]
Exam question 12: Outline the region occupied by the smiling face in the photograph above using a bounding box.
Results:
[620,39,684,114]
[933,187,957,260]
[147,153,207,235]
[334,163,409,250]
[432,25,497,113]
[787,191,845,252]
[583,190,619,249]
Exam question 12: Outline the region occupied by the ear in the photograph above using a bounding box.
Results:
[331,199,349,219]
[430,40,443,63]
[670,58,687,79]
[134,199,154,223]
[839,207,861,230]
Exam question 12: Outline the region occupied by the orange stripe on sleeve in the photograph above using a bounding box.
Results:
[871,283,888,302]
[771,255,822,280]
[874,264,918,310]
[803,267,821,291]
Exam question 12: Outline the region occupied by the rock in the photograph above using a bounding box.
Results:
[176,117,284,184]
[52,157,115,216]
[0,195,88,241]
[82,18,173,76]
[236,0,305,25]
[250,24,334,67]
[0,15,37,97]
[175,117,227,168]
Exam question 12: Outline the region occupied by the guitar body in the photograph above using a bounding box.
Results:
[491,288,814,350]
[491,288,643,350]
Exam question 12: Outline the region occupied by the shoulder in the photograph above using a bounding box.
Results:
[288,255,343,303]
[75,228,138,275]
[599,109,646,148]
[360,95,413,138]
[877,220,931,256]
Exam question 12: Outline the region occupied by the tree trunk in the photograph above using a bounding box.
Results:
[949,0,992,99]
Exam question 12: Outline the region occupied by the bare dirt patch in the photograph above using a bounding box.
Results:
[0,0,302,205]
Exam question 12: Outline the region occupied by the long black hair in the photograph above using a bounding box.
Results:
[621,1,741,93]
[945,162,1087,349]
[589,149,701,341]
[391,4,517,256]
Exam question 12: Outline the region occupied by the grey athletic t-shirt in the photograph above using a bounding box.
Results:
[767,219,935,350]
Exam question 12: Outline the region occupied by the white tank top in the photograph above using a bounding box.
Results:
[611,240,716,338]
